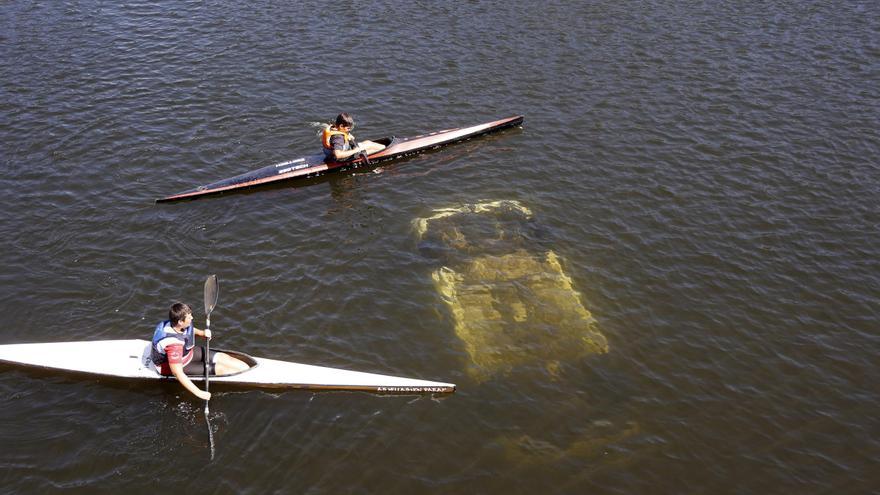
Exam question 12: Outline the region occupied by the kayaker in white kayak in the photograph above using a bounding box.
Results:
[321,112,385,161]
[150,302,249,400]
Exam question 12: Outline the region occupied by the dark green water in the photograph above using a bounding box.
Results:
[1,1,878,493]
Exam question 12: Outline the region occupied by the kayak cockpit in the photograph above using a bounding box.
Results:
[374,136,395,147]
[140,343,259,378]
[217,349,259,377]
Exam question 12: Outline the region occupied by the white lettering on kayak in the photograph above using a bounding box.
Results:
[277,161,312,174]
[275,158,310,173]
[376,386,450,393]
[275,158,305,168]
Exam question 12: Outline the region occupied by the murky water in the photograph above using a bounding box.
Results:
[417,201,608,381]
[1,1,878,493]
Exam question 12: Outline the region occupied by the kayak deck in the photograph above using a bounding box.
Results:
[157,115,524,202]
[0,340,455,394]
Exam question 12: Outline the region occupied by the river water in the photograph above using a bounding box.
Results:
[1,1,878,493]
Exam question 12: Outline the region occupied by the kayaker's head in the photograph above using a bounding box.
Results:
[169,302,194,330]
[333,112,354,132]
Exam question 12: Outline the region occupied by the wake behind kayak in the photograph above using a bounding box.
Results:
[157,115,524,203]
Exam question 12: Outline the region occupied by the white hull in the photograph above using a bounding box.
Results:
[0,340,455,394]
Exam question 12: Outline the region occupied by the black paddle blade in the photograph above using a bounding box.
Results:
[204,275,219,316]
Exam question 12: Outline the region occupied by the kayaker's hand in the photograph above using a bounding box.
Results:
[204,329,212,340]
[196,390,211,401]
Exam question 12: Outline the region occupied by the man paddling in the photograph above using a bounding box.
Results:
[151,302,249,400]
[321,112,385,162]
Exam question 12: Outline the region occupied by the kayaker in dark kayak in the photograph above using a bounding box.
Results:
[159,115,523,202]
[151,302,249,400]
[321,112,385,161]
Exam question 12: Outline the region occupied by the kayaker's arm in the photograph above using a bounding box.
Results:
[331,145,368,161]
[193,327,212,340]
[170,361,210,400]
[332,141,386,161]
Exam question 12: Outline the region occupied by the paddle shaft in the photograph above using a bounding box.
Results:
[202,274,219,460]
[204,309,214,460]
[203,274,218,401]
[349,137,370,165]
[204,313,211,395]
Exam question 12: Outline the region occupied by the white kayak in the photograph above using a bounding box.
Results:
[0,340,455,394]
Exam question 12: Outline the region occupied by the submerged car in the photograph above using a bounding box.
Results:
[414,200,608,381]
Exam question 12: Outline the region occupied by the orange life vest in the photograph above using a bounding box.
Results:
[322,127,354,151]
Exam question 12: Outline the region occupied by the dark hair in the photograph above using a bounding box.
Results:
[169,302,193,326]
[334,112,354,128]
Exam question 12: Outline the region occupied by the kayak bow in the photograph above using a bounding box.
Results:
[157,115,524,202]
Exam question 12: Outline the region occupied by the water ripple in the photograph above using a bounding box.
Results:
[1,0,879,493]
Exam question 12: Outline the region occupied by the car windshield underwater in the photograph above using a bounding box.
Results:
[414,200,609,382]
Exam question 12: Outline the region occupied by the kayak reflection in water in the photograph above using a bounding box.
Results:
[150,302,249,400]
[321,112,386,162]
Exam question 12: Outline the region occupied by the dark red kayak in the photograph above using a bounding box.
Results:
[157,115,524,202]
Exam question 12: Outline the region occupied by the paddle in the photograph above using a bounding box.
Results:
[349,136,371,166]
[203,274,219,459]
